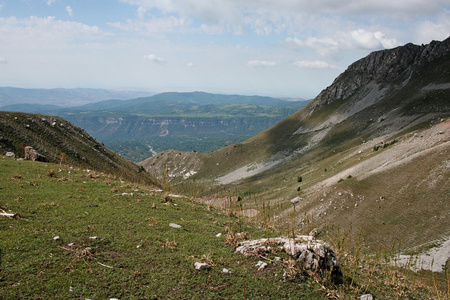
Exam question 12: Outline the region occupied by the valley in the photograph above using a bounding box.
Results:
[1,37,450,298]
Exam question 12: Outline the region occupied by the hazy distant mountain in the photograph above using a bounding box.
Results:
[0,91,311,161]
[0,87,154,107]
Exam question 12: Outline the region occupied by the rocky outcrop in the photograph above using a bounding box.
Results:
[310,36,450,111]
[235,235,342,283]
[24,146,46,161]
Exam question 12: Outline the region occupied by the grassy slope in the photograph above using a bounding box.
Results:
[1,157,441,299]
[0,157,329,299]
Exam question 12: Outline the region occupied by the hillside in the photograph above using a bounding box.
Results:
[0,111,152,184]
[0,157,443,298]
[140,38,450,259]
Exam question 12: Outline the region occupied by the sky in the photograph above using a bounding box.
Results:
[0,0,449,98]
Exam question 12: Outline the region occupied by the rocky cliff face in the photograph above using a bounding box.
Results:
[309,37,450,111]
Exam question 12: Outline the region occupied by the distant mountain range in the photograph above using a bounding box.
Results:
[0,90,311,161]
[0,87,154,107]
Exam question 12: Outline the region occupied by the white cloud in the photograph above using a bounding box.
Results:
[286,29,400,58]
[186,62,195,67]
[108,16,191,36]
[0,16,106,51]
[285,36,342,57]
[293,60,337,69]
[247,60,277,67]
[119,0,448,33]
[66,6,73,17]
[0,57,7,64]
[143,54,166,64]
[46,0,56,6]
[414,10,450,44]
[137,6,146,19]
[350,29,400,50]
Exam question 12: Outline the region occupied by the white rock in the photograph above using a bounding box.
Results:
[53,236,60,241]
[5,152,15,158]
[359,294,373,300]
[222,268,231,274]
[290,196,302,205]
[169,223,182,229]
[194,262,211,270]
[215,233,222,237]
[255,261,268,271]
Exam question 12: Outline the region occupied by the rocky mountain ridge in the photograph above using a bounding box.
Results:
[310,37,450,111]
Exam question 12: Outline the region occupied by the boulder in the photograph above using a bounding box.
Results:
[24,146,46,161]
[236,235,342,283]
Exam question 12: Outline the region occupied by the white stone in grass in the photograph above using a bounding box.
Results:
[53,236,60,241]
[216,233,222,237]
[222,268,231,274]
[169,223,182,229]
[255,260,268,271]
[194,262,211,270]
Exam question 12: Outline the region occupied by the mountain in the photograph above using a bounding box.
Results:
[2,92,309,161]
[0,87,154,107]
[140,37,450,254]
[0,111,153,184]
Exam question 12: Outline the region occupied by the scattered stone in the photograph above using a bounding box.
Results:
[359,294,374,300]
[290,196,302,205]
[5,152,15,158]
[255,261,268,271]
[274,256,282,262]
[169,223,182,229]
[53,236,60,241]
[216,233,222,237]
[194,262,211,270]
[69,286,74,292]
[89,236,101,240]
[222,268,231,274]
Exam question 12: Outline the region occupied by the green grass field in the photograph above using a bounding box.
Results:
[0,156,445,299]
[0,157,330,299]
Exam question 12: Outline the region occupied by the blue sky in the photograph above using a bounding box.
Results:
[0,0,449,98]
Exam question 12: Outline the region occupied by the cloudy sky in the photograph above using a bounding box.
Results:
[0,0,449,98]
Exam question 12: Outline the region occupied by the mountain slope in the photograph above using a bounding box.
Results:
[0,111,152,184]
[140,37,450,253]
